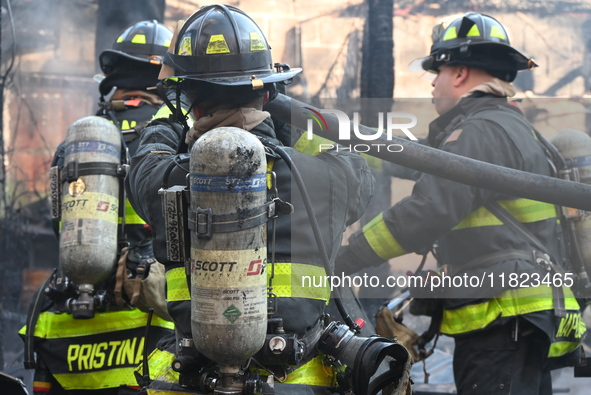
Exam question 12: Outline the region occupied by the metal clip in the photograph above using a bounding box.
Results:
[533,250,552,271]
[250,75,264,90]
[63,160,79,183]
[267,171,294,218]
[195,207,213,239]
[267,290,278,315]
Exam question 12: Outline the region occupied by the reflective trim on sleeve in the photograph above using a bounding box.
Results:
[293,133,335,156]
[152,106,195,128]
[269,262,331,302]
[165,267,191,302]
[362,213,406,260]
[453,199,558,230]
[361,153,383,171]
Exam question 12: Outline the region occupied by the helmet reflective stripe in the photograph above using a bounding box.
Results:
[99,20,173,75]
[131,34,147,44]
[490,25,507,40]
[165,4,301,86]
[409,12,537,80]
[442,27,457,40]
[466,24,480,37]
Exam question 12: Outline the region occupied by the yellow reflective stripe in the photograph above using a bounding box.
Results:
[266,159,274,189]
[362,213,406,260]
[131,34,147,44]
[441,286,579,335]
[466,24,481,37]
[119,199,146,225]
[284,356,336,386]
[166,267,190,302]
[441,298,503,334]
[152,106,195,128]
[443,26,457,40]
[490,25,507,40]
[53,368,139,390]
[549,341,582,358]
[293,133,334,156]
[361,153,383,171]
[269,262,330,302]
[453,199,558,230]
[30,310,173,339]
[142,348,180,383]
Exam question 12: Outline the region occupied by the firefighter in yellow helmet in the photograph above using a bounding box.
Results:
[338,12,586,394]
[19,20,176,395]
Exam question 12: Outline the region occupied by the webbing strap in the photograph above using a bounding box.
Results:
[187,202,274,239]
[62,161,122,183]
[486,200,566,317]
[453,198,558,230]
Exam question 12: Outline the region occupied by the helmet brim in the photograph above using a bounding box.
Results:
[99,49,163,74]
[408,42,537,74]
[174,67,302,86]
[408,56,433,73]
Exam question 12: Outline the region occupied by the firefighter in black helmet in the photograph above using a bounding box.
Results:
[126,4,382,394]
[338,12,585,395]
[19,20,175,395]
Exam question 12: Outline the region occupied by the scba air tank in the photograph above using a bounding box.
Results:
[59,116,121,286]
[190,127,268,366]
[551,129,591,277]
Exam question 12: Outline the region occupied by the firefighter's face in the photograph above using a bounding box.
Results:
[431,65,462,115]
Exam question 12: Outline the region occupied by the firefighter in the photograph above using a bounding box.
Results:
[336,12,586,394]
[19,20,176,395]
[125,4,377,394]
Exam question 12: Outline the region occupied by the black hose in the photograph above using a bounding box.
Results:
[265,93,591,211]
[142,308,154,381]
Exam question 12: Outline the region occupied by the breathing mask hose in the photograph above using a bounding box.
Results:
[258,137,359,332]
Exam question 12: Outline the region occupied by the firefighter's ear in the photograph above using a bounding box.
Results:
[193,106,203,120]
[265,83,278,103]
[263,91,270,106]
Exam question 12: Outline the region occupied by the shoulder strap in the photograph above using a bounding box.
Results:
[485,201,566,317]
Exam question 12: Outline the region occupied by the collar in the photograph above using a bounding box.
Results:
[428,92,511,147]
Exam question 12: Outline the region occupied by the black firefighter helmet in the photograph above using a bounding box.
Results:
[409,12,538,82]
[163,4,301,88]
[98,20,173,95]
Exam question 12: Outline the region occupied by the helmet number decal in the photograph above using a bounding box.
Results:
[178,36,193,56]
[206,34,231,54]
[249,32,266,51]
